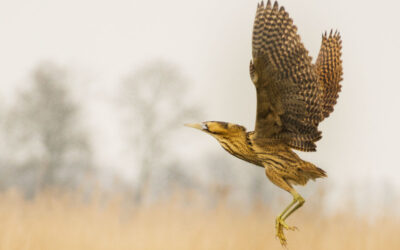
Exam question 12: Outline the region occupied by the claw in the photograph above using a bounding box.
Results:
[276,225,287,246]
[275,217,297,246]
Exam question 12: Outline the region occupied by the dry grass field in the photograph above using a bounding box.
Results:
[0,190,398,250]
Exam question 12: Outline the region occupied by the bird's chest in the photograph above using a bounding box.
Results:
[220,142,263,167]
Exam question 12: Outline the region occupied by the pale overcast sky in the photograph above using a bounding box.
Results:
[1,0,400,202]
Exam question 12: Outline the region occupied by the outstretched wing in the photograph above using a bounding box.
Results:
[250,0,323,152]
[316,30,343,120]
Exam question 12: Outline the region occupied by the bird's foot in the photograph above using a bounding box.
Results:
[275,217,297,246]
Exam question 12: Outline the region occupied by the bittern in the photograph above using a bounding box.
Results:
[185,0,342,246]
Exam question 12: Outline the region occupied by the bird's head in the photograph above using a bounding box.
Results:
[185,121,246,139]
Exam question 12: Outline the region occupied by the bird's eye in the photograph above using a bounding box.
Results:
[202,123,209,131]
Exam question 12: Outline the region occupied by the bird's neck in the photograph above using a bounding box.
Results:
[215,132,261,166]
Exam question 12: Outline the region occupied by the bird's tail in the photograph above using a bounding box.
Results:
[301,161,327,181]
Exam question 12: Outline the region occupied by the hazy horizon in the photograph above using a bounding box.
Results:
[1,0,400,213]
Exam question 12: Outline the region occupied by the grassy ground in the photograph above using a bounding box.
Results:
[0,190,398,250]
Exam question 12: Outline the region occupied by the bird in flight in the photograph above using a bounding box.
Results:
[185,0,342,246]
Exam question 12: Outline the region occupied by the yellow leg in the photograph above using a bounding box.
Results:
[283,192,305,221]
[278,198,297,219]
[275,191,304,246]
[264,168,304,246]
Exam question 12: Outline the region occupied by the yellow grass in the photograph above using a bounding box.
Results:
[0,190,398,250]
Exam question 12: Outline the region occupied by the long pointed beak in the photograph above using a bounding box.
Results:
[184,123,202,130]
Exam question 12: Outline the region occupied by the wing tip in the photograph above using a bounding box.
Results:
[266,0,272,9]
[323,29,341,39]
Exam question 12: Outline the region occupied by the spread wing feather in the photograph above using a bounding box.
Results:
[251,0,323,152]
[316,30,343,120]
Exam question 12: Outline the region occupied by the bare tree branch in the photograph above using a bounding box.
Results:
[3,62,93,195]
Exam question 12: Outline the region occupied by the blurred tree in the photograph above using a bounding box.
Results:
[120,61,200,203]
[3,63,92,195]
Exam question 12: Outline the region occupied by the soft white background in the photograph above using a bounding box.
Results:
[1,0,399,208]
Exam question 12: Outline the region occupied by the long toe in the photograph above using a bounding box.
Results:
[278,218,297,231]
[275,220,287,246]
[276,225,287,246]
[275,217,298,246]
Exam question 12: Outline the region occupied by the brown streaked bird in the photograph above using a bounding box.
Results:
[185,0,342,246]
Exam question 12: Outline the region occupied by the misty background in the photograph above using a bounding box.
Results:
[0,0,399,216]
